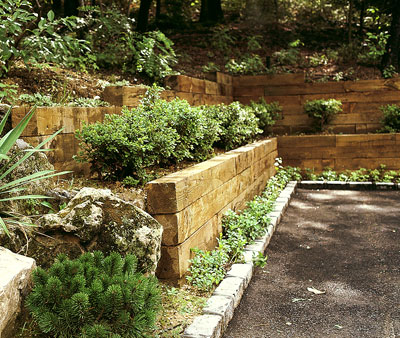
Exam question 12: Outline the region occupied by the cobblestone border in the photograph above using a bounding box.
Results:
[182,181,298,338]
[298,181,400,190]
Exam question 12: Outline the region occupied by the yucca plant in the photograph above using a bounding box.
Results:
[0,106,70,235]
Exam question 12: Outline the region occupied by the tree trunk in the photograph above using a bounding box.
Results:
[200,0,223,23]
[64,0,80,16]
[382,2,400,71]
[348,0,354,44]
[137,0,153,31]
[358,0,366,36]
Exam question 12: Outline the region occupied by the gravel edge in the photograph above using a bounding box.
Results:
[181,180,298,338]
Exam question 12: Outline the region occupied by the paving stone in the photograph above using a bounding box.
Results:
[182,314,223,338]
[244,241,265,253]
[203,295,234,328]
[213,277,246,308]
[226,264,253,287]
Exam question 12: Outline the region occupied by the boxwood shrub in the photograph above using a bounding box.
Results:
[76,87,278,184]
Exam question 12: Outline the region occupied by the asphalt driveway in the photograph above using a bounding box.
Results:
[224,189,400,338]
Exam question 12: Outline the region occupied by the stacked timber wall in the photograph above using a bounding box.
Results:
[146,139,278,280]
[102,73,233,107]
[12,106,122,174]
[233,73,400,134]
[278,134,400,171]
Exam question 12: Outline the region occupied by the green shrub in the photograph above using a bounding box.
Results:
[379,104,400,133]
[246,99,281,134]
[204,102,261,150]
[76,87,220,182]
[26,251,161,338]
[0,1,94,76]
[83,7,177,81]
[225,54,266,75]
[304,99,342,132]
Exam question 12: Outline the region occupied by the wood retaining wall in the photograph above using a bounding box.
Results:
[102,73,233,107]
[233,73,400,134]
[278,134,400,171]
[146,138,278,280]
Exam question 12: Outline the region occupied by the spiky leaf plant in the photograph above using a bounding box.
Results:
[0,106,70,235]
[26,251,161,338]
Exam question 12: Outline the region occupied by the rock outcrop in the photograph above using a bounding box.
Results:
[1,188,163,273]
[0,247,36,338]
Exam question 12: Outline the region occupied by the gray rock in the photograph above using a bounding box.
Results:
[36,187,163,273]
[0,247,36,338]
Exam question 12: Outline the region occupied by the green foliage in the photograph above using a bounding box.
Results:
[225,54,266,75]
[18,93,56,107]
[0,107,70,236]
[210,27,236,52]
[0,82,18,103]
[202,62,220,73]
[18,93,109,107]
[246,99,282,134]
[304,99,342,132]
[382,65,398,79]
[0,1,94,76]
[302,164,400,183]
[26,251,161,338]
[379,104,400,133]
[76,86,220,181]
[358,31,389,65]
[186,161,301,291]
[273,40,303,66]
[83,7,177,81]
[203,102,261,150]
[67,97,110,107]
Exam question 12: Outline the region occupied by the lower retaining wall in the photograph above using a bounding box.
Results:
[146,138,278,280]
[278,134,400,171]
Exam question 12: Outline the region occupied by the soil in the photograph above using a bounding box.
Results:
[224,188,400,338]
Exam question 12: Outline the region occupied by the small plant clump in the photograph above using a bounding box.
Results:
[379,104,400,133]
[186,160,301,291]
[303,165,400,183]
[26,251,161,338]
[303,99,342,132]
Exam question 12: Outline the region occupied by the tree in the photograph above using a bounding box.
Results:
[137,0,153,31]
[200,0,223,23]
[382,1,400,71]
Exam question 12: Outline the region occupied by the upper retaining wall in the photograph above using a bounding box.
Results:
[234,73,400,134]
[278,134,400,171]
[146,138,278,280]
[102,73,233,107]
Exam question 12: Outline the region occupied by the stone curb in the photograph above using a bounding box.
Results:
[181,181,298,338]
[298,181,400,190]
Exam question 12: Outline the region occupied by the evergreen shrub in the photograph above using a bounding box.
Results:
[76,87,267,183]
[304,99,342,131]
[26,251,161,338]
[379,104,400,133]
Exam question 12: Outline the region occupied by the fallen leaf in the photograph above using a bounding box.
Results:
[334,325,343,329]
[307,287,326,295]
[292,298,307,303]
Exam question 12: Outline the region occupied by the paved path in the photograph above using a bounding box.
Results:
[224,189,400,338]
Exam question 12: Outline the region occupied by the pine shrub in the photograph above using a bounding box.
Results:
[26,251,161,338]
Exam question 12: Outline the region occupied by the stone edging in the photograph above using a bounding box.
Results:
[298,181,400,190]
[181,181,298,338]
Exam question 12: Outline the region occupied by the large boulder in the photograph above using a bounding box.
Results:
[27,187,163,273]
[0,247,36,338]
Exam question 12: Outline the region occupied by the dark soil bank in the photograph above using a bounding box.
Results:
[224,189,400,338]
